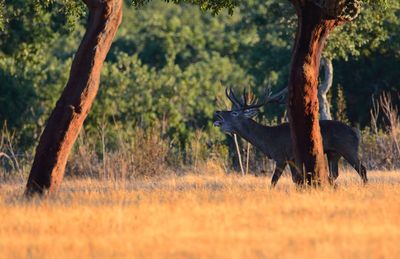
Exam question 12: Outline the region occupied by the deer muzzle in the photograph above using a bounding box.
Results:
[213,112,224,127]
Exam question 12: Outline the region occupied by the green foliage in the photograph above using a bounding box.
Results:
[132,0,238,14]
[91,51,249,146]
[333,85,349,123]
[1,0,399,162]
[0,0,84,147]
[0,0,5,30]
[82,2,251,149]
[325,0,400,60]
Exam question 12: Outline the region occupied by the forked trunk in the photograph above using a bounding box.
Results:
[318,57,333,120]
[25,0,123,197]
[288,1,338,185]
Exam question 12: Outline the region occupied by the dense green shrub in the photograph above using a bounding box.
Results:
[0,0,399,177]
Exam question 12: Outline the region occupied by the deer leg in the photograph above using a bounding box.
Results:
[327,151,340,183]
[288,160,303,185]
[271,161,287,187]
[341,152,368,184]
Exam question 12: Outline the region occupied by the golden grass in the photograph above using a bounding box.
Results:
[1,169,400,259]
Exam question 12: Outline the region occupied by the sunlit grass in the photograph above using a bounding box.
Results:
[1,169,400,259]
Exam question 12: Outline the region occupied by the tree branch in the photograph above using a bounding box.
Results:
[318,57,333,120]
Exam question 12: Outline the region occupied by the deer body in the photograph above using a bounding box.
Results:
[214,88,368,186]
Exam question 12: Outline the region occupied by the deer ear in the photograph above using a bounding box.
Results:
[244,108,259,118]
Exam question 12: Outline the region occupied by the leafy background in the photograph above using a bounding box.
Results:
[0,0,399,163]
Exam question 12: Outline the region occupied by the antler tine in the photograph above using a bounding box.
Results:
[225,86,286,110]
[226,87,242,109]
[264,87,287,105]
[225,87,230,100]
[236,88,263,110]
[232,87,245,107]
[242,88,248,107]
[249,90,258,106]
[243,87,286,110]
[249,93,257,106]
[265,87,272,100]
[242,88,259,108]
[272,87,288,104]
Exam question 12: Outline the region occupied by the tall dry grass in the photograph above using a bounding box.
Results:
[67,128,171,180]
[1,92,399,181]
[0,92,399,258]
[1,169,400,259]
[362,92,400,170]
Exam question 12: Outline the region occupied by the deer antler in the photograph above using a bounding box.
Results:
[243,87,287,109]
[264,87,288,105]
[241,88,259,108]
[225,87,287,110]
[225,87,243,109]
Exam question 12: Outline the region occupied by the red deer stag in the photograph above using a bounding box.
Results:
[214,88,368,186]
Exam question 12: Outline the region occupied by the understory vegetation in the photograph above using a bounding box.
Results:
[1,0,400,179]
[1,99,399,180]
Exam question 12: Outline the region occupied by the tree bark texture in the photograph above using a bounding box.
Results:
[288,0,360,185]
[318,57,333,120]
[288,1,338,185]
[25,0,123,197]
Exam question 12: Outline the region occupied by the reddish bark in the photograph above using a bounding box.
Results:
[288,1,340,185]
[25,0,123,197]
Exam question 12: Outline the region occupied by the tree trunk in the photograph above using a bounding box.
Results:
[318,57,333,120]
[25,0,123,197]
[288,0,360,185]
[288,1,337,185]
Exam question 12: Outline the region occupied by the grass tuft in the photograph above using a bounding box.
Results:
[1,170,399,258]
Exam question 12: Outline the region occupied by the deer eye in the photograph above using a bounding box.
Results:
[232,111,239,117]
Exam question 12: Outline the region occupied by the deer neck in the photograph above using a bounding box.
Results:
[235,119,272,154]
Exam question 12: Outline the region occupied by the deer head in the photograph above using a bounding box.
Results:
[214,87,285,133]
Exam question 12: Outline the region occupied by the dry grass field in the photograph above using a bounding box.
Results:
[1,167,400,259]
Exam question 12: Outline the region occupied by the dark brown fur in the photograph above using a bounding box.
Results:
[214,110,367,186]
